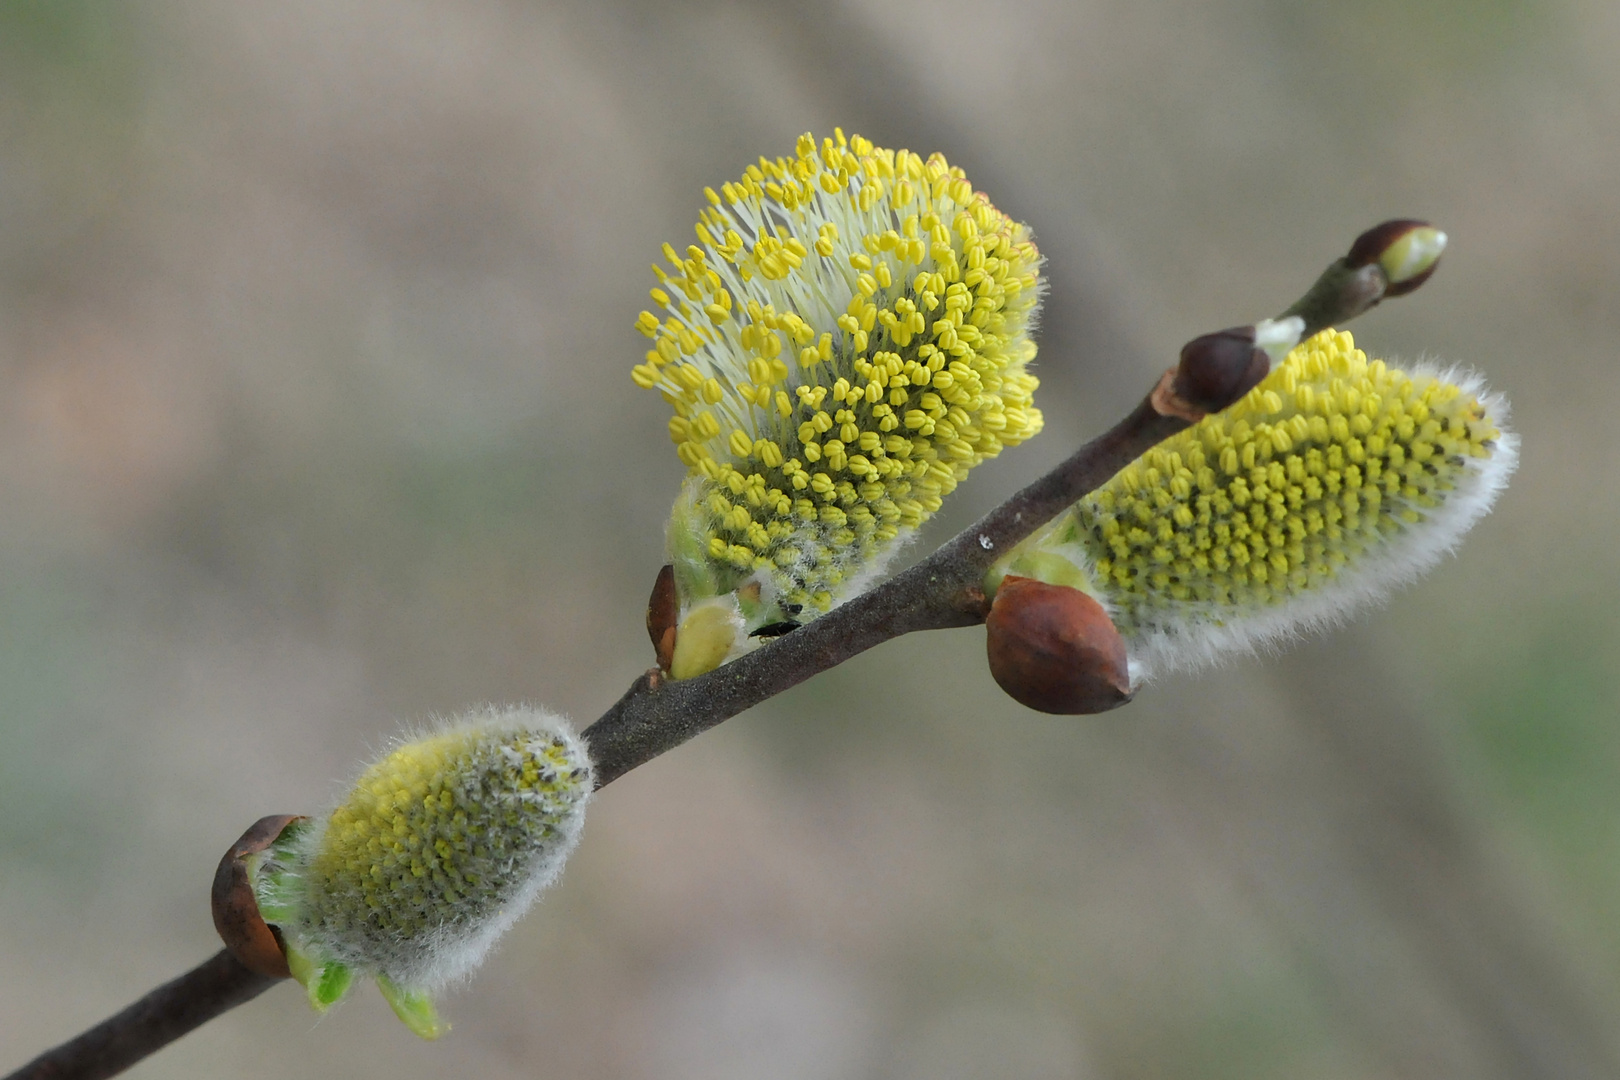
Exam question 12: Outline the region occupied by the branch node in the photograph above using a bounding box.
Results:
[952,585,992,620]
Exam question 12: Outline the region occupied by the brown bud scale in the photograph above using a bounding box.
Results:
[647,563,678,673]
[1170,328,1271,415]
[986,576,1132,715]
[211,814,306,979]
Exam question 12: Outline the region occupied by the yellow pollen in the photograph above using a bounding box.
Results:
[637,130,1044,626]
[302,722,589,957]
[1077,330,1501,632]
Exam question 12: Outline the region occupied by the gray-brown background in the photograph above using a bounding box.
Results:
[2,1,1618,1077]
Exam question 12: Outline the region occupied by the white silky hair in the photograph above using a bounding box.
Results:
[1108,365,1517,686]
[285,704,594,992]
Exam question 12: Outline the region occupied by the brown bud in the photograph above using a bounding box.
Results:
[985,576,1132,715]
[647,564,678,673]
[1345,218,1427,267]
[1346,219,1446,297]
[211,814,305,979]
[1172,327,1271,414]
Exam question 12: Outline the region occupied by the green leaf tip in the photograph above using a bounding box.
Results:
[286,946,354,1012]
[378,976,450,1040]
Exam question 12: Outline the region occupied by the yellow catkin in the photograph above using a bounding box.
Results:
[291,710,592,989]
[1080,329,1505,634]
[638,130,1044,619]
[993,329,1515,684]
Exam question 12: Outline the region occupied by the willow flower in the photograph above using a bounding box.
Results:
[633,129,1045,677]
[249,707,593,1038]
[991,328,1516,687]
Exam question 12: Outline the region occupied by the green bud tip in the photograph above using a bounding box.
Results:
[1346,219,1447,298]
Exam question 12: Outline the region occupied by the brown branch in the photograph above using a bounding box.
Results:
[3,390,1184,1080]
[2,219,1433,1080]
[583,396,1185,786]
[3,950,278,1080]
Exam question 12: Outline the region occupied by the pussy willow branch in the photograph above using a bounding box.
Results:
[583,396,1185,784]
[3,396,1187,1080]
[582,218,1399,783]
[4,222,1418,1080]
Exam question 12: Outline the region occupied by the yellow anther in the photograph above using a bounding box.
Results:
[1033,328,1512,670]
[638,130,1045,626]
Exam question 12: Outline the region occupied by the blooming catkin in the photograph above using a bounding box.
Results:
[634,129,1044,673]
[254,706,592,1036]
[993,329,1517,684]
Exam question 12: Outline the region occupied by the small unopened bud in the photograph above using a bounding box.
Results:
[1159,327,1271,419]
[985,576,1132,715]
[1282,219,1447,338]
[1346,219,1446,297]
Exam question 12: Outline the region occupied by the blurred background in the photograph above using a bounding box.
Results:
[2,0,1617,1077]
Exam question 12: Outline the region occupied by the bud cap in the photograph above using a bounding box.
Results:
[1345,219,1447,298]
[1170,327,1271,415]
[1379,225,1446,296]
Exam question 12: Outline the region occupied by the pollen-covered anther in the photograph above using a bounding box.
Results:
[638,129,1046,674]
[986,576,1132,715]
